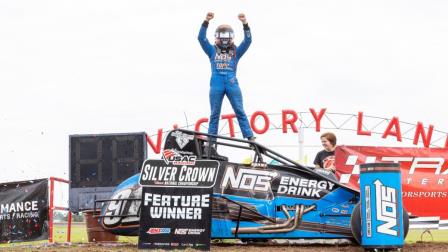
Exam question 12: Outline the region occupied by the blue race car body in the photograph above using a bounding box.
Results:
[96,129,373,242]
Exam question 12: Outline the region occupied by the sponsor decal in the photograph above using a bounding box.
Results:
[375,180,398,236]
[251,162,268,168]
[174,228,205,235]
[102,186,141,228]
[171,131,194,150]
[221,166,278,192]
[339,154,448,186]
[365,185,372,237]
[214,51,234,70]
[277,176,336,198]
[315,168,333,177]
[146,228,171,235]
[162,149,197,165]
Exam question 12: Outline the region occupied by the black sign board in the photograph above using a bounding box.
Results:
[138,159,219,250]
[69,132,147,212]
[0,179,48,243]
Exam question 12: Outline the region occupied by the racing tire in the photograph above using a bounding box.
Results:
[350,203,409,245]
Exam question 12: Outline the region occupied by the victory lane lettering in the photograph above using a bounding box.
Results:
[144,193,210,220]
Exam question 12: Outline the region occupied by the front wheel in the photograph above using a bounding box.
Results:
[350,203,409,245]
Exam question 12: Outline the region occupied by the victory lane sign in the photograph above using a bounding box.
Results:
[138,156,220,250]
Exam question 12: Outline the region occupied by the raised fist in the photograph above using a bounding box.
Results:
[206,12,214,21]
[238,13,247,24]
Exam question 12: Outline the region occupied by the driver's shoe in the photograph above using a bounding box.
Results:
[203,145,228,161]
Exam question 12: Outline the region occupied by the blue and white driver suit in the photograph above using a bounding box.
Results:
[198,21,254,139]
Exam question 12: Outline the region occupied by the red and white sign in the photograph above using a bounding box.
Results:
[335,146,448,221]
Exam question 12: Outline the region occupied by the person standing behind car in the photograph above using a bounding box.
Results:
[314,132,337,172]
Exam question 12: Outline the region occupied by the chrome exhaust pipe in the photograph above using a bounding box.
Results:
[258,204,302,233]
[233,205,293,234]
[232,204,315,234]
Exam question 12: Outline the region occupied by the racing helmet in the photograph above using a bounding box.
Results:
[215,24,234,49]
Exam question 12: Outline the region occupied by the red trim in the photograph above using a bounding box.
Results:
[102,224,140,230]
[53,206,69,211]
[52,177,69,183]
[67,211,72,242]
[48,177,72,243]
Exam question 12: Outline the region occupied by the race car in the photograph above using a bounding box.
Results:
[94,129,409,244]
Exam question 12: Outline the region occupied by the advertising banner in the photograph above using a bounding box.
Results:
[0,179,49,243]
[335,146,448,229]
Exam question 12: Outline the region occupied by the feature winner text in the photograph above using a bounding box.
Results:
[144,193,209,220]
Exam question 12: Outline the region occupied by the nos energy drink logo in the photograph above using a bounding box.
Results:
[373,180,398,236]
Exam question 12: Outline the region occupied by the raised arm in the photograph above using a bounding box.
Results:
[198,12,214,58]
[236,13,252,59]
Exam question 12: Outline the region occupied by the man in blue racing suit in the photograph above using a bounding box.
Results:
[198,12,255,143]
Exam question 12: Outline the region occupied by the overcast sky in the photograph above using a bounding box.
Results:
[1,0,448,183]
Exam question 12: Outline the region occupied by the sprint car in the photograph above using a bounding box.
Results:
[94,129,409,244]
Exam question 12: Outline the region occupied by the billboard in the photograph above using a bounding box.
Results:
[335,146,448,229]
[0,179,49,243]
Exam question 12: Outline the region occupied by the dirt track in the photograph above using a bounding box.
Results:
[1,242,448,252]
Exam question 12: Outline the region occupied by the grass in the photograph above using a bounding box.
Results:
[405,229,448,243]
[0,223,137,249]
[52,223,138,244]
[1,223,447,249]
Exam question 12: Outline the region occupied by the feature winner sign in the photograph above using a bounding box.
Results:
[138,152,220,250]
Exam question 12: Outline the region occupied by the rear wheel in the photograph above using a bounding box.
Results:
[350,203,409,245]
